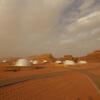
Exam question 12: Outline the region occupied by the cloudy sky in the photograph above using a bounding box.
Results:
[0,0,100,57]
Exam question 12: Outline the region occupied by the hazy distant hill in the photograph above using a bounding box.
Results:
[78,50,100,63]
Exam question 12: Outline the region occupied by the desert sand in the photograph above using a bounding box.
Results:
[0,50,100,100]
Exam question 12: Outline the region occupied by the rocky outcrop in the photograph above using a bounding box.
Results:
[78,50,100,63]
[27,54,55,63]
[87,50,100,58]
[60,55,74,61]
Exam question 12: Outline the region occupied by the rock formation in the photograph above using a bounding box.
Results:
[78,50,100,63]
[27,54,55,64]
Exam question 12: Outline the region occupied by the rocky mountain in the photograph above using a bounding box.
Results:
[27,54,55,63]
[78,50,100,63]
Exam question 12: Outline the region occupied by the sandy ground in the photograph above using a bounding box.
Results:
[0,67,67,80]
[0,63,100,100]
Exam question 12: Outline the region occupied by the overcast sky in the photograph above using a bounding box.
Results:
[0,0,100,57]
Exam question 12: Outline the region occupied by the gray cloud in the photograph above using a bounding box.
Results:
[67,11,100,33]
[0,0,100,57]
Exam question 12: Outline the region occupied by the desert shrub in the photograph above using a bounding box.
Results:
[88,96,93,100]
[76,97,80,100]
[5,66,21,72]
[30,66,45,70]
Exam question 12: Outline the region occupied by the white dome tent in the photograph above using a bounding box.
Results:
[63,60,75,65]
[32,60,39,65]
[30,60,33,63]
[42,60,48,63]
[55,60,62,64]
[15,59,31,67]
[78,60,87,64]
[2,60,7,63]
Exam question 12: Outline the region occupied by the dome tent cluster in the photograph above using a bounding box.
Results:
[1,53,89,67]
[15,59,32,67]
